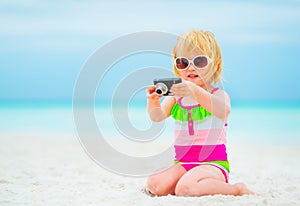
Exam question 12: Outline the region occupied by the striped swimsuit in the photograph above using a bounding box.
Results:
[171,88,230,182]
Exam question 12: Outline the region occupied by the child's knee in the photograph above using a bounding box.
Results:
[175,178,207,196]
[175,180,192,196]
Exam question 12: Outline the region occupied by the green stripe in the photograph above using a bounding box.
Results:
[171,102,211,121]
[174,160,230,173]
[208,160,230,173]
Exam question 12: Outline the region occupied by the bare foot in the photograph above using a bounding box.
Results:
[234,183,255,196]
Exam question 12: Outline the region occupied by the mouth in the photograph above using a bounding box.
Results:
[187,74,199,78]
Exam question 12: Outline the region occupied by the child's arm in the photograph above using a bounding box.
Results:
[147,86,176,122]
[170,82,231,122]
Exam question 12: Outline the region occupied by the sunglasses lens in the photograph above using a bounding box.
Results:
[194,56,208,68]
[176,58,189,70]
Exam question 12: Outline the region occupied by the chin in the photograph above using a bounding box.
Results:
[187,77,202,85]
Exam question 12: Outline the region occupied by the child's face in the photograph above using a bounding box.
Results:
[176,48,211,88]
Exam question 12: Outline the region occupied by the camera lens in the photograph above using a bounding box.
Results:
[156,89,163,94]
[155,83,168,95]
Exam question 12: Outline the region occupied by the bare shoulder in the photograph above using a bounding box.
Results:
[213,89,231,105]
[213,89,230,98]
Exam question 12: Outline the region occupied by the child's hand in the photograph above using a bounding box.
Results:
[170,81,194,97]
[147,86,163,101]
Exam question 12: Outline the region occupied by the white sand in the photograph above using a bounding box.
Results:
[0,133,300,206]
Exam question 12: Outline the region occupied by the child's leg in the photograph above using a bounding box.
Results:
[175,165,254,196]
[146,164,186,196]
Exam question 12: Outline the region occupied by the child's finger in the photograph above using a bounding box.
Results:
[147,86,156,94]
[147,86,163,99]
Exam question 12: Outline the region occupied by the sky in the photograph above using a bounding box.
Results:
[0,0,300,103]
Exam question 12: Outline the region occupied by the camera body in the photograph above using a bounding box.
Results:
[153,78,182,96]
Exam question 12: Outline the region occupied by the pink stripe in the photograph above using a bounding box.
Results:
[174,144,228,162]
[174,129,227,145]
[210,87,219,94]
[187,110,194,135]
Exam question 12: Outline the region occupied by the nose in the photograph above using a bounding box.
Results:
[187,63,196,71]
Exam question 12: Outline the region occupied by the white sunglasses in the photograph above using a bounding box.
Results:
[174,55,211,70]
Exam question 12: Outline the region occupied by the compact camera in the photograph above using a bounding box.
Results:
[153,78,182,96]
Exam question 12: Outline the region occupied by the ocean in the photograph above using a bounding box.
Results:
[0,100,299,146]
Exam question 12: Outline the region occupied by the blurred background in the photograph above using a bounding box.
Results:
[0,0,299,144]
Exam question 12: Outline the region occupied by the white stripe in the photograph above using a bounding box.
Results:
[174,116,226,130]
[174,128,227,145]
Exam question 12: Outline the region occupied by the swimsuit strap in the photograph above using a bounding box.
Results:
[178,87,219,107]
[210,87,219,94]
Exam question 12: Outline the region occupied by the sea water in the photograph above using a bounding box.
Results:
[0,100,299,146]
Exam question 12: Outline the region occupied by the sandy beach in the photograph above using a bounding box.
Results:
[1,131,299,206]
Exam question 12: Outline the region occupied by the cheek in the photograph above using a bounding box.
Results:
[196,70,211,82]
[177,71,188,79]
[195,69,207,76]
[181,76,188,81]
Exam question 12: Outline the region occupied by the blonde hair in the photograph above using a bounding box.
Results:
[172,30,223,84]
